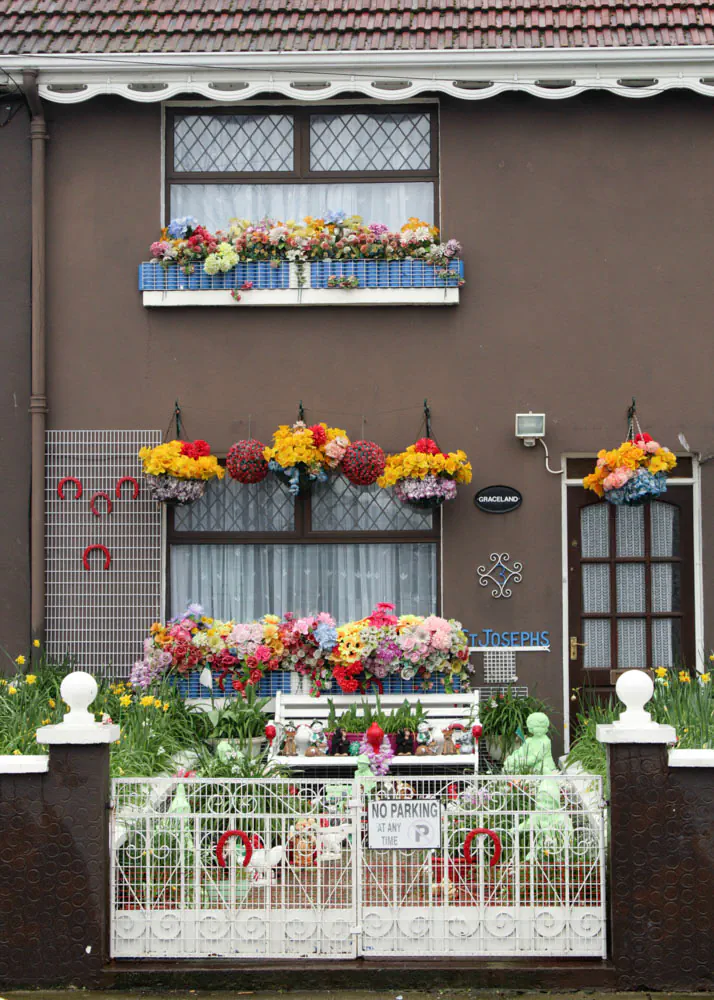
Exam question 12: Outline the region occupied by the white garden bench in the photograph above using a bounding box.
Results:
[271,690,480,771]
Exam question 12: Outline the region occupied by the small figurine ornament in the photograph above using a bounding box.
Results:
[395,728,415,755]
[457,727,474,755]
[441,723,464,755]
[330,726,351,756]
[415,720,436,756]
[305,719,328,757]
[366,721,385,753]
[282,722,298,757]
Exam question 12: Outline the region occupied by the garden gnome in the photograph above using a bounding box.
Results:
[282,721,298,756]
[415,720,436,755]
[305,719,328,756]
[503,711,557,774]
[441,723,463,755]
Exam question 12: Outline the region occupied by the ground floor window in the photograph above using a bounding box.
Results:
[568,481,694,690]
[168,474,438,621]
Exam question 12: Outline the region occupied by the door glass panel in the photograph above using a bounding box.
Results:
[582,564,610,613]
[581,504,609,558]
[617,619,647,668]
[651,564,681,613]
[583,619,611,668]
[616,506,644,557]
[650,501,679,557]
[616,563,646,613]
[652,618,681,668]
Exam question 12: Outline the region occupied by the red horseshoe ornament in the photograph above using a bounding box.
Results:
[89,491,113,517]
[57,477,83,500]
[463,827,502,868]
[82,544,111,571]
[115,476,139,500]
[216,829,253,869]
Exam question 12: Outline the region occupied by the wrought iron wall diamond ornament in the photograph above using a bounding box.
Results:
[477,553,523,599]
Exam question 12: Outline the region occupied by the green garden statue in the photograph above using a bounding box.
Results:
[518,776,572,857]
[503,711,557,775]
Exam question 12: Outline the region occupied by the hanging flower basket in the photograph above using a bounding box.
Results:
[583,428,677,507]
[263,421,350,496]
[378,437,472,509]
[341,440,386,486]
[226,439,269,484]
[138,439,224,506]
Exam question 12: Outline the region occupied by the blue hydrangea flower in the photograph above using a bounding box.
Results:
[315,622,338,650]
[167,216,198,239]
[324,209,347,225]
[606,469,668,506]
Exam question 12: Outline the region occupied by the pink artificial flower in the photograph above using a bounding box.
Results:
[255,644,272,663]
[603,467,635,491]
[645,440,661,454]
[294,617,312,635]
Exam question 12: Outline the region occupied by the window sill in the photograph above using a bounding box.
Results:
[142,287,460,307]
[139,260,463,308]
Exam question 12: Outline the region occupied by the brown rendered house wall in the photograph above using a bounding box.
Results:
[36,90,714,731]
[0,101,31,661]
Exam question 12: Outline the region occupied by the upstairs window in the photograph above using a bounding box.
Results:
[167,106,438,230]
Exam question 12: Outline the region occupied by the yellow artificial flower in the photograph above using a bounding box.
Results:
[33,639,40,648]
[654,667,668,679]
[8,686,17,695]
[119,694,132,707]
[25,674,37,685]
[678,670,691,683]
[15,655,25,665]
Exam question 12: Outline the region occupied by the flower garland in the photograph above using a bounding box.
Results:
[263,421,350,495]
[378,438,472,508]
[132,603,472,694]
[583,432,677,505]
[358,732,394,775]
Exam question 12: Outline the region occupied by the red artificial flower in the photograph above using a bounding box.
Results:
[414,437,441,455]
[309,424,328,447]
[232,677,245,694]
[634,433,653,446]
[249,668,263,686]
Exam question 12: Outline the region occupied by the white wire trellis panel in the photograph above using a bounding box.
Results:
[46,430,162,678]
[111,774,606,961]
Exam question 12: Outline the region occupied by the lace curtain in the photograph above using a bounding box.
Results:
[170,542,437,623]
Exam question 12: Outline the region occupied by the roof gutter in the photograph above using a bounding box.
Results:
[22,69,47,652]
[5,47,714,103]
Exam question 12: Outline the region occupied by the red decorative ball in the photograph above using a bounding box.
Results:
[366,721,385,752]
[226,439,269,484]
[341,440,386,486]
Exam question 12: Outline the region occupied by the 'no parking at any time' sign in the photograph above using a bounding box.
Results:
[367,799,442,849]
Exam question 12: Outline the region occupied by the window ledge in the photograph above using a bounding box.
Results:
[142,287,460,307]
[139,260,463,308]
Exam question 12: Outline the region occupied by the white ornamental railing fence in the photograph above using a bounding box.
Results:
[110,773,606,961]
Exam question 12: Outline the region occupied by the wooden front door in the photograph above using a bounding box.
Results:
[568,488,695,694]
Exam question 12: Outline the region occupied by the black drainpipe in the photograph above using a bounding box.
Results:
[23,70,47,652]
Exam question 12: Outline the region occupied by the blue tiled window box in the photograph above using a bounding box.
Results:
[138,261,291,291]
[310,259,464,289]
[172,669,293,700]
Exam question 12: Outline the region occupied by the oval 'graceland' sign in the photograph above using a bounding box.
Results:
[474,485,523,514]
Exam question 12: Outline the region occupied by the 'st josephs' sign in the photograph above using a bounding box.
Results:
[368,799,442,850]
[474,485,522,514]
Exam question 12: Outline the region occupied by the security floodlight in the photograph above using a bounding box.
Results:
[515,412,546,447]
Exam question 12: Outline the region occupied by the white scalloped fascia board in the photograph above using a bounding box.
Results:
[3,48,714,103]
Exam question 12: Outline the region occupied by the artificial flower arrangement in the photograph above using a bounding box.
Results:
[149,214,462,269]
[132,603,472,696]
[138,439,224,504]
[262,421,350,495]
[377,437,472,508]
[583,432,677,505]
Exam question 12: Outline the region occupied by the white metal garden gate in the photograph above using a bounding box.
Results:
[111,774,606,960]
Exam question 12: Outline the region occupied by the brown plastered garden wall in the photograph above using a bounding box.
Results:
[28,89,714,736]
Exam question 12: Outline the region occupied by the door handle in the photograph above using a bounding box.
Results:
[570,636,587,661]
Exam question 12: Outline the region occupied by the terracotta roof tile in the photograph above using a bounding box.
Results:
[1,0,713,54]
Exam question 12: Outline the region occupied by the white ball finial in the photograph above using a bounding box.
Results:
[59,671,98,727]
[614,669,655,728]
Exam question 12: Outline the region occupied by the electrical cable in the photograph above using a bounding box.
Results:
[538,437,564,476]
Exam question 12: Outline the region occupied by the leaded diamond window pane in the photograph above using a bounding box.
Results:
[310,113,431,172]
[174,477,295,533]
[173,114,294,173]
[311,477,433,532]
